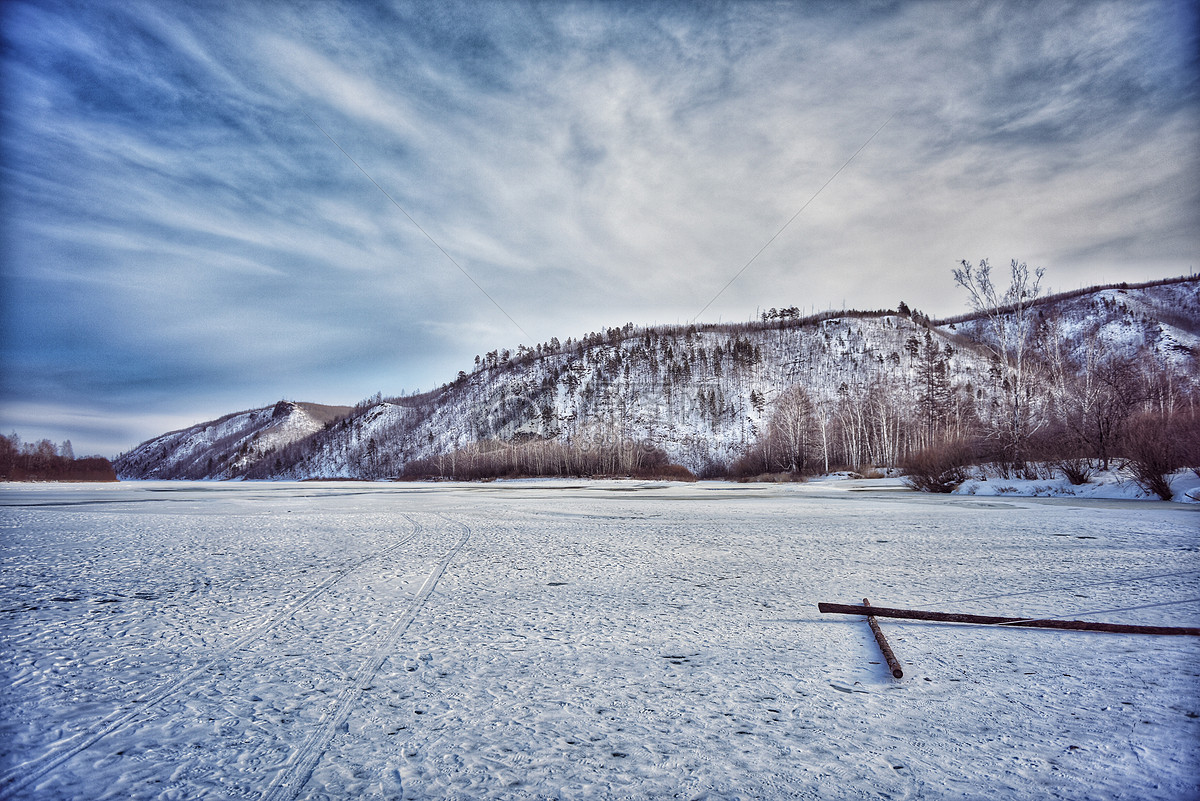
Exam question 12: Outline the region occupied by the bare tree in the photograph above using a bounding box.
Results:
[1039,311,1145,474]
[1123,411,1181,501]
[1077,353,1142,470]
[813,398,834,474]
[767,385,817,474]
[953,258,1045,474]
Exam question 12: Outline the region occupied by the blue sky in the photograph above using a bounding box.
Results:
[2,0,1197,457]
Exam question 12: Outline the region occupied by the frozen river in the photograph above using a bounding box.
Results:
[2,480,1198,800]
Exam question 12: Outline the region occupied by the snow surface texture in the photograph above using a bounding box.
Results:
[2,481,1198,800]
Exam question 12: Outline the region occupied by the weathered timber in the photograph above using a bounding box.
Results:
[818,602,1200,636]
[864,598,903,678]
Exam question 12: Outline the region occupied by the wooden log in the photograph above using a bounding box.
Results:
[864,598,903,678]
[818,602,1200,636]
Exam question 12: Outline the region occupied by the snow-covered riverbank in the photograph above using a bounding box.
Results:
[804,466,1200,504]
[2,480,1197,799]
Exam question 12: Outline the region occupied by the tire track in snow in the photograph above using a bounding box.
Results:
[263,514,472,801]
[0,515,425,801]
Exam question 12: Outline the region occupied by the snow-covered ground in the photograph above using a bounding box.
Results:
[2,480,1198,800]
[955,468,1200,504]
[806,467,1200,504]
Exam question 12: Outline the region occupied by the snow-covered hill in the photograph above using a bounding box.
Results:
[115,277,1199,480]
[117,401,353,479]
[945,278,1199,375]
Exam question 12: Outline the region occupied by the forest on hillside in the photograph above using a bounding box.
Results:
[400,265,1200,498]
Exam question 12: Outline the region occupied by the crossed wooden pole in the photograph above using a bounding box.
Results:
[819,597,1200,681]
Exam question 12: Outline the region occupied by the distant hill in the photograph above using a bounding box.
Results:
[116,276,1199,480]
[115,401,353,479]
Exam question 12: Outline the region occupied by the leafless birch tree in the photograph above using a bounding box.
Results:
[953,258,1044,474]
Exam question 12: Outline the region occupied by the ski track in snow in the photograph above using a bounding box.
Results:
[263,514,472,801]
[1,480,1198,800]
[0,512,425,799]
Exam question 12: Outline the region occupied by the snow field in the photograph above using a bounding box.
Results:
[1,480,1198,800]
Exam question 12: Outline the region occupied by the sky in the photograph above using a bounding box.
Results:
[1,0,1198,458]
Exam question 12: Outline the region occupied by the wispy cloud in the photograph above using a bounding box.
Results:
[2,0,1197,454]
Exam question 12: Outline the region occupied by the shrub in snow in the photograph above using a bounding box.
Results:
[1183,422,1200,479]
[1122,412,1183,501]
[1056,458,1093,485]
[901,438,975,493]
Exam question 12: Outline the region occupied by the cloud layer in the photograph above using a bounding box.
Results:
[2,0,1197,455]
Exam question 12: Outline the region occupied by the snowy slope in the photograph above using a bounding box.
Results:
[116,401,353,479]
[298,314,985,476]
[943,279,1200,374]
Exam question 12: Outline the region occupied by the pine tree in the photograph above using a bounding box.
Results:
[916,331,952,447]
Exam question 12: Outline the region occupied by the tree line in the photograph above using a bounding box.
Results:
[399,437,695,481]
[1,433,117,482]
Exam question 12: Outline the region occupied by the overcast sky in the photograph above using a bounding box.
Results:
[2,0,1198,457]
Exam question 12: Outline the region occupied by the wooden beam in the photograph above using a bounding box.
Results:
[864,598,903,678]
[818,602,1200,636]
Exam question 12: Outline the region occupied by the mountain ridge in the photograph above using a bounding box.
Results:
[116,275,1200,480]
